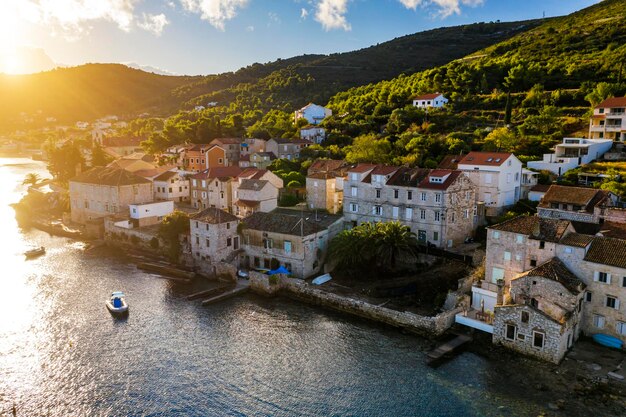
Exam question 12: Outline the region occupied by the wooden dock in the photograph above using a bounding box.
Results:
[427,333,473,364]
[201,281,249,306]
[136,262,195,282]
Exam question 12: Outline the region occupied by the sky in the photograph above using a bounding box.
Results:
[0,0,603,76]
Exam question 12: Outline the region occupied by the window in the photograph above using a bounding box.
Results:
[464,209,469,219]
[420,209,426,220]
[407,191,413,200]
[595,272,611,284]
[435,193,442,203]
[520,311,530,323]
[205,238,210,247]
[263,238,273,249]
[532,331,544,349]
[373,206,382,216]
[506,173,512,183]
[192,179,197,186]
[530,258,537,267]
[433,231,439,241]
[465,191,471,200]
[233,236,239,250]
[206,224,209,231]
[394,189,399,199]
[375,189,381,199]
[504,251,511,261]
[492,267,504,281]
[593,314,605,328]
[406,207,413,220]
[434,211,441,222]
[565,247,572,254]
[623,277,626,287]
[539,241,545,249]
[617,321,626,336]
[284,240,292,253]
[226,237,232,247]
[313,181,318,187]
[84,200,89,209]
[350,173,358,181]
[450,212,455,223]
[508,160,512,167]
[392,207,399,219]
[516,235,524,244]
[254,257,260,268]
[264,258,271,269]
[195,221,199,228]
[349,203,358,213]
[606,296,619,309]
[195,236,200,245]
[586,291,592,302]
[515,254,522,261]
[218,158,223,164]
[485,174,492,184]
[493,231,500,239]
[420,192,427,201]
[226,223,231,230]
[351,186,357,197]
[505,324,516,341]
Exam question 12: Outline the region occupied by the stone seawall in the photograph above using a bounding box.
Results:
[249,272,460,337]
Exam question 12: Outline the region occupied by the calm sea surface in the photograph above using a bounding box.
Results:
[1,158,547,417]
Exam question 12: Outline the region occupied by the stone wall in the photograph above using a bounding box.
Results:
[249,273,461,336]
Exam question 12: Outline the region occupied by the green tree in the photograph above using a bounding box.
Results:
[22,173,42,187]
[345,134,392,164]
[585,82,618,107]
[158,211,190,262]
[482,127,517,152]
[91,142,110,167]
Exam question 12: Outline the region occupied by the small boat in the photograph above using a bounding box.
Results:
[592,333,623,349]
[312,273,332,285]
[106,292,129,316]
[24,246,46,258]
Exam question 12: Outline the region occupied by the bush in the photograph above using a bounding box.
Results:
[278,194,299,207]
[268,275,279,285]
[287,180,302,188]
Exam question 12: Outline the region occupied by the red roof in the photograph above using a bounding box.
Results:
[237,168,267,179]
[102,136,143,147]
[595,97,626,109]
[211,137,242,145]
[370,165,400,175]
[192,166,242,180]
[418,170,461,190]
[458,152,512,166]
[438,155,462,170]
[348,163,376,173]
[413,93,443,101]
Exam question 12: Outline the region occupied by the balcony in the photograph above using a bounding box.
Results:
[473,280,498,293]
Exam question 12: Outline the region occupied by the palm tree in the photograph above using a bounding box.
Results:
[373,222,418,272]
[22,173,42,187]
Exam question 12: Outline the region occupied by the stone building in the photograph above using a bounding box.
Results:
[239,209,343,278]
[265,138,312,160]
[190,166,243,211]
[233,179,280,218]
[153,170,190,202]
[492,258,585,364]
[248,152,276,170]
[342,164,477,248]
[209,138,242,165]
[537,184,617,224]
[305,159,351,215]
[69,166,153,224]
[190,208,240,265]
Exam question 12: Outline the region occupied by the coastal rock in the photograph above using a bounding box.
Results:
[607,372,624,381]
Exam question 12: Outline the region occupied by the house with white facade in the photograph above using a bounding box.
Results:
[412,93,448,109]
[457,152,522,217]
[342,164,477,248]
[527,137,614,175]
[239,209,343,278]
[190,166,243,211]
[232,179,280,218]
[300,126,326,144]
[589,97,626,141]
[153,170,190,203]
[520,168,539,200]
[295,103,332,125]
[190,208,240,265]
[128,201,174,227]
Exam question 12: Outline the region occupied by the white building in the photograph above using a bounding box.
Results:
[300,126,326,144]
[129,201,174,227]
[589,97,626,141]
[294,103,332,125]
[412,93,448,109]
[527,138,614,176]
[153,170,190,203]
[457,152,522,217]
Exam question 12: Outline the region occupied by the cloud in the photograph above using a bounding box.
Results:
[137,13,169,36]
[300,8,309,19]
[246,25,254,31]
[315,0,351,31]
[398,0,484,17]
[179,0,249,30]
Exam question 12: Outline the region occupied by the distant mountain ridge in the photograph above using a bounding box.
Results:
[0,19,542,130]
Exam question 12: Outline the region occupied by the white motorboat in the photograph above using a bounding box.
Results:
[24,246,46,258]
[106,292,129,316]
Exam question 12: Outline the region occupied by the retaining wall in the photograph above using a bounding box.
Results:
[249,273,461,336]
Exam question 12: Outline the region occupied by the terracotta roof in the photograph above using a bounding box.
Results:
[559,233,594,248]
[308,172,339,180]
[348,163,376,173]
[489,215,570,242]
[134,167,170,179]
[530,184,551,193]
[188,143,212,151]
[238,179,269,191]
[591,114,606,119]
[386,167,430,187]
[418,170,462,190]
[270,138,312,145]
[237,168,267,180]
[597,221,626,240]
[370,165,400,175]
[595,97,626,109]
[191,207,238,224]
[413,93,443,100]
[154,170,179,182]
[307,159,348,175]
[70,166,151,186]
[211,137,242,145]
[584,237,626,269]
[192,166,242,180]
[101,136,143,147]
[458,152,512,167]
[242,210,342,237]
[235,199,260,208]
[437,155,462,170]
[538,185,607,211]
[515,258,584,295]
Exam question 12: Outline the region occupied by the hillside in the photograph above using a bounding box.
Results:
[0,19,540,132]
[0,64,200,127]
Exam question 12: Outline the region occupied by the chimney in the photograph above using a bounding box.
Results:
[496,279,505,305]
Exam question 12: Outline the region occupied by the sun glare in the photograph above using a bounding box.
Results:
[0,2,24,74]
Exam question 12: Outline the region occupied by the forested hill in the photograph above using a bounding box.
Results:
[174,19,542,112]
[0,19,540,130]
[0,64,201,127]
[327,0,626,117]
